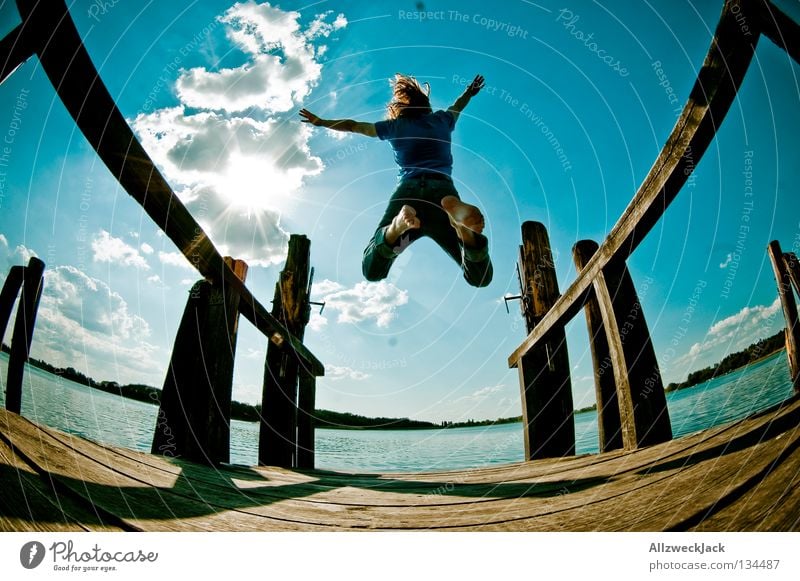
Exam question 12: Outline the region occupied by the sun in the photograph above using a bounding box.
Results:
[215,153,299,216]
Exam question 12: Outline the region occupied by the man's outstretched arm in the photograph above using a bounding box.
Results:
[448,74,485,123]
[299,109,377,137]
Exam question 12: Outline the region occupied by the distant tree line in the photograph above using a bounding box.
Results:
[665,330,785,393]
[4,329,785,427]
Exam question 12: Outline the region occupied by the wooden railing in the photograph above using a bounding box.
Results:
[0,0,324,468]
[509,0,800,460]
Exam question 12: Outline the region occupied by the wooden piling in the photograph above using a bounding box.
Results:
[784,252,800,294]
[5,257,44,414]
[151,257,248,464]
[572,241,623,452]
[259,235,313,467]
[516,221,575,460]
[0,265,24,345]
[296,366,317,469]
[592,258,671,449]
[768,241,800,390]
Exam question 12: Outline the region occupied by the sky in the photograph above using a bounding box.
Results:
[1,0,799,424]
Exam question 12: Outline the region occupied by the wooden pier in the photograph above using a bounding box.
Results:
[1,0,800,531]
[1,395,798,531]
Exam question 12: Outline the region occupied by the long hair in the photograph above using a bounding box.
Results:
[387,74,432,119]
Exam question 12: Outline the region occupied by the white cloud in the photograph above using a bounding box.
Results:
[708,298,781,336]
[30,265,162,383]
[131,2,346,267]
[314,279,408,328]
[676,298,783,366]
[326,365,370,381]
[0,235,38,276]
[174,3,345,113]
[140,243,154,255]
[719,253,732,268]
[456,384,505,403]
[308,311,328,331]
[91,230,150,270]
[158,251,195,271]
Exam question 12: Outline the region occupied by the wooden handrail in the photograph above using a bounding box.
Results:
[8,0,322,376]
[509,0,761,368]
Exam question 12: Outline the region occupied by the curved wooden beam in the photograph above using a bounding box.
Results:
[13,0,323,375]
[509,0,760,368]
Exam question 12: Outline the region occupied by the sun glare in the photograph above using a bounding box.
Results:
[216,153,296,215]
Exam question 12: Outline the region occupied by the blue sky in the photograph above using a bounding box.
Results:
[1,0,799,423]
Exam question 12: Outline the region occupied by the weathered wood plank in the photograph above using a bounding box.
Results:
[12,0,322,376]
[573,240,623,452]
[760,0,800,65]
[690,429,800,531]
[768,242,800,390]
[0,437,119,531]
[592,258,672,449]
[516,221,575,459]
[6,257,44,414]
[3,412,327,531]
[509,0,759,368]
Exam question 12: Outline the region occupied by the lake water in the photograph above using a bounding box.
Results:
[0,351,794,473]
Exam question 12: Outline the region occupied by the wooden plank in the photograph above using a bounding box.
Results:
[477,410,800,531]
[2,411,327,531]
[768,242,800,390]
[6,257,44,414]
[0,23,34,86]
[12,0,323,376]
[0,265,23,347]
[573,240,623,452]
[0,436,118,531]
[516,221,574,459]
[593,258,672,449]
[690,431,800,531]
[260,235,312,467]
[509,0,759,368]
[760,0,800,65]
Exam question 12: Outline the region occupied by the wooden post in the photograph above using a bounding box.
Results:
[768,242,800,390]
[784,252,800,294]
[572,240,623,452]
[592,258,672,449]
[259,235,312,467]
[516,221,575,460]
[5,257,44,414]
[151,257,248,464]
[296,366,316,469]
[0,266,24,346]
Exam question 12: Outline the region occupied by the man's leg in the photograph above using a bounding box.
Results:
[425,188,493,288]
[362,194,422,282]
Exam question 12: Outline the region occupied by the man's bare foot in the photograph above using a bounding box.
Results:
[441,195,484,247]
[385,205,421,246]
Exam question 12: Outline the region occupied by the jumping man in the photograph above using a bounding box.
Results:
[299,74,492,288]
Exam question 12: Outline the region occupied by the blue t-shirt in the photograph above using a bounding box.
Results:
[374,110,456,180]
